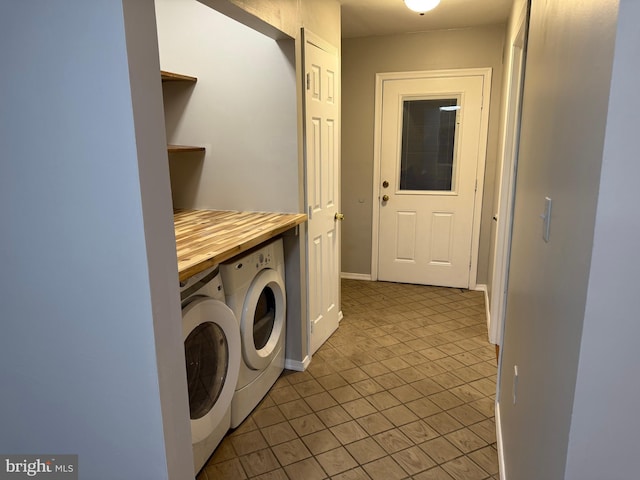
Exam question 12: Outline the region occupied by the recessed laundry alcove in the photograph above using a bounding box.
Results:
[155,0,298,214]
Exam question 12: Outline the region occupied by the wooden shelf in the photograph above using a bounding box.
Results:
[161,70,197,83]
[167,144,205,154]
[162,72,202,155]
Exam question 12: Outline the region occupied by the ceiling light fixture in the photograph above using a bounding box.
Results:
[404,0,440,14]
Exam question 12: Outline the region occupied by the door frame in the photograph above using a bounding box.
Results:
[490,4,529,346]
[371,68,492,289]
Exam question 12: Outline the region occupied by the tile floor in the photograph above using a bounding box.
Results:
[197,279,499,480]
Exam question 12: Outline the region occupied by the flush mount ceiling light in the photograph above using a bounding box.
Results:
[404,0,441,14]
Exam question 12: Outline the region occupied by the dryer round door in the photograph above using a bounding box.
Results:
[240,268,286,371]
[182,297,240,444]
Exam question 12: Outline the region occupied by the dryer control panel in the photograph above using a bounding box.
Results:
[220,238,284,292]
[255,251,272,269]
[230,249,273,275]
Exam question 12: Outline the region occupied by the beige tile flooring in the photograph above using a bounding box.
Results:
[197,279,499,480]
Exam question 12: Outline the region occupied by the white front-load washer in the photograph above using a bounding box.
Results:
[220,238,286,428]
[180,266,240,474]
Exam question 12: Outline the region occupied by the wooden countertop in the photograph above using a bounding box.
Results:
[174,209,307,281]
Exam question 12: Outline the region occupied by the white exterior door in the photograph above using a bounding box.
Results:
[375,70,490,288]
[303,30,341,355]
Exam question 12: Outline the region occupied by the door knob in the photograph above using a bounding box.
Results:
[382,195,390,202]
[335,212,345,221]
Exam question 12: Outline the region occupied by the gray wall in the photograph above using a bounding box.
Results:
[341,25,505,283]
[564,0,640,477]
[156,0,299,214]
[497,0,620,478]
[0,1,192,478]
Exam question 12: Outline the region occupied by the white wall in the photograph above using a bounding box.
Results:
[155,0,299,214]
[0,1,191,478]
[122,1,194,476]
[497,0,619,478]
[341,25,505,282]
[564,0,640,477]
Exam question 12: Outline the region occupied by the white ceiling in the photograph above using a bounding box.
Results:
[340,0,514,38]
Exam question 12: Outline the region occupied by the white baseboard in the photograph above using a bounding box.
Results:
[340,272,372,281]
[284,355,310,372]
[474,283,492,343]
[496,401,507,480]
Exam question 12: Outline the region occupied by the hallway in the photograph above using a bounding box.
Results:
[197,279,499,480]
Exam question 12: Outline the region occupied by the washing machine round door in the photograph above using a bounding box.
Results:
[182,297,240,443]
[240,268,286,370]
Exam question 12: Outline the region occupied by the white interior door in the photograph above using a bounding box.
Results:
[303,30,341,355]
[375,70,490,288]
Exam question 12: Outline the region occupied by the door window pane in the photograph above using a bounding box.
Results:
[400,98,458,191]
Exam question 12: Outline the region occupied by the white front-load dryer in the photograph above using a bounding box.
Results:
[180,266,240,474]
[220,238,286,428]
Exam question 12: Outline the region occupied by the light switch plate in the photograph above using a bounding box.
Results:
[542,197,552,242]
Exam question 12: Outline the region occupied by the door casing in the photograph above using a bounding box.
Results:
[490,3,529,349]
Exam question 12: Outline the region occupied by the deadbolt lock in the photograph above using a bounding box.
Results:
[382,180,389,188]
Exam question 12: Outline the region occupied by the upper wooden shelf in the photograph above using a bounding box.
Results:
[167,145,206,154]
[161,70,198,83]
[161,71,202,153]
